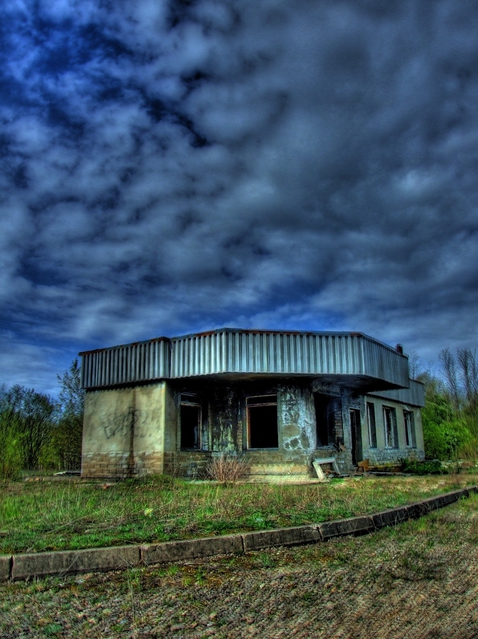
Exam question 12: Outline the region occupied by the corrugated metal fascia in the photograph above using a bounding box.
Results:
[81,338,170,388]
[80,329,410,385]
[362,337,409,388]
[325,334,334,374]
[368,380,425,407]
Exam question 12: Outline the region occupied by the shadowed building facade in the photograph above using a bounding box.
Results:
[80,329,425,479]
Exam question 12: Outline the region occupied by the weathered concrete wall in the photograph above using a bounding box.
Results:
[280,383,315,454]
[82,377,425,479]
[209,385,241,453]
[309,384,353,474]
[165,380,321,477]
[82,382,169,477]
[361,396,425,467]
[245,381,317,476]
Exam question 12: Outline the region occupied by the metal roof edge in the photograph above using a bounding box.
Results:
[169,328,407,357]
[78,336,171,357]
[78,328,408,360]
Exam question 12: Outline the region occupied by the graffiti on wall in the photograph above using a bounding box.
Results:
[101,407,161,440]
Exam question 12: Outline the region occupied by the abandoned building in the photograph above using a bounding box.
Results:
[79,328,425,479]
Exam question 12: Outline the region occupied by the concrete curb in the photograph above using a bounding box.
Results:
[141,534,244,566]
[11,545,141,582]
[243,525,320,551]
[1,486,476,582]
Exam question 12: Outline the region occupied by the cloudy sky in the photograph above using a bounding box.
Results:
[1,0,478,395]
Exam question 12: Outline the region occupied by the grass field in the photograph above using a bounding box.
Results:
[0,489,477,638]
[1,472,477,555]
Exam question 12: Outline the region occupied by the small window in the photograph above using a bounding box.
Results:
[383,406,398,448]
[367,402,377,448]
[247,395,278,449]
[180,393,201,449]
[404,410,416,448]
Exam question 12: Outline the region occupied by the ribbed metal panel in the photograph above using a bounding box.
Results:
[168,329,407,383]
[362,338,410,388]
[80,339,170,389]
[367,380,425,407]
[80,329,410,390]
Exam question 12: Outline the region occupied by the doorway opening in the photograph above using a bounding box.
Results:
[247,395,278,449]
[350,409,363,465]
[314,394,338,447]
[180,393,201,449]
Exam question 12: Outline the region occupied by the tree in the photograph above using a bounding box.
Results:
[419,372,457,459]
[0,385,23,478]
[419,348,478,461]
[0,385,56,475]
[457,348,478,416]
[50,359,84,470]
[58,358,84,418]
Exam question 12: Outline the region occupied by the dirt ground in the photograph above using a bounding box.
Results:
[1,496,477,639]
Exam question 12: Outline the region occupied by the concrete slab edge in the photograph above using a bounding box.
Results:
[1,486,475,583]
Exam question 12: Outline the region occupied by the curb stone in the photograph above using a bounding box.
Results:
[371,505,410,529]
[1,486,476,583]
[319,515,374,540]
[141,534,243,565]
[242,525,319,551]
[0,555,11,582]
[11,545,141,582]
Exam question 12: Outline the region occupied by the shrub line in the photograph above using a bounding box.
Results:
[2,486,476,583]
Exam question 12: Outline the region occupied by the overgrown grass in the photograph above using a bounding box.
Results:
[0,473,477,555]
[1,494,477,638]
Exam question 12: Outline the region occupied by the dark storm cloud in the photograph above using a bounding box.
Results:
[1,0,478,393]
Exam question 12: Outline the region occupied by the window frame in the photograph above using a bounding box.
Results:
[383,405,398,449]
[403,410,416,448]
[367,402,377,449]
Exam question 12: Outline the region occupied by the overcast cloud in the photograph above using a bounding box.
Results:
[1,0,478,395]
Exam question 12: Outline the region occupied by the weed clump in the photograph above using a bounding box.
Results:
[206,454,250,483]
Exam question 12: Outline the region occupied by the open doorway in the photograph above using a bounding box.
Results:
[180,393,201,449]
[314,394,340,447]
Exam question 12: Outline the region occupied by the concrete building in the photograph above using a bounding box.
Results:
[80,329,425,480]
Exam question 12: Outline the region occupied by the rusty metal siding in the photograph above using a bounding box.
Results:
[80,339,170,389]
[367,380,425,407]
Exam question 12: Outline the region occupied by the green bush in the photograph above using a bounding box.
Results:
[401,459,445,475]
[423,418,473,461]
[420,383,476,461]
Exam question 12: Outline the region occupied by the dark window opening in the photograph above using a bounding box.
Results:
[247,395,278,449]
[367,402,377,448]
[314,394,337,447]
[180,394,201,449]
[383,406,398,448]
[350,408,363,465]
[404,410,416,448]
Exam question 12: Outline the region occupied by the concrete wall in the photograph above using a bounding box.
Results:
[82,382,170,477]
[82,378,425,479]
